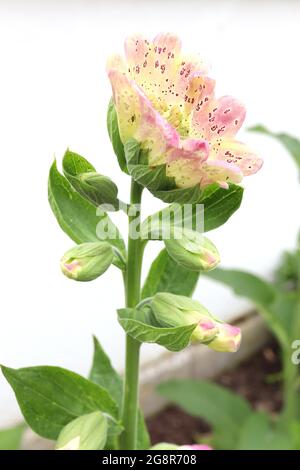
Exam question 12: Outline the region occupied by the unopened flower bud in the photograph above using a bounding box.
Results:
[180,444,212,450]
[164,229,220,272]
[56,411,107,450]
[80,172,119,209]
[61,242,114,282]
[151,443,212,450]
[151,293,219,343]
[208,323,241,352]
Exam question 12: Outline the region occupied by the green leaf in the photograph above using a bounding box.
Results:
[1,365,120,440]
[55,411,107,450]
[268,292,300,342]
[0,423,25,450]
[118,308,197,352]
[237,413,293,450]
[205,268,276,308]
[289,420,300,449]
[200,183,244,232]
[158,379,252,450]
[142,249,199,299]
[107,99,128,174]
[204,268,296,347]
[88,337,150,450]
[62,150,119,210]
[249,125,300,171]
[89,336,123,405]
[136,413,151,450]
[48,161,125,257]
[141,184,244,239]
[275,249,300,291]
[63,149,96,175]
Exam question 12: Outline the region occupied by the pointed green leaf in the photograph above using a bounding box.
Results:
[141,184,243,239]
[62,150,120,210]
[142,249,199,299]
[1,365,120,440]
[249,125,300,171]
[0,423,25,450]
[48,161,125,257]
[118,308,197,352]
[89,336,123,405]
[205,268,276,308]
[158,379,251,450]
[107,99,128,174]
[237,413,293,450]
[200,183,244,232]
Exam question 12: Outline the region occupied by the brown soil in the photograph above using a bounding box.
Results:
[147,342,282,445]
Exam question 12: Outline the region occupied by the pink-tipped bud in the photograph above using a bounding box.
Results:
[151,293,219,344]
[61,242,114,282]
[180,444,213,450]
[208,323,241,352]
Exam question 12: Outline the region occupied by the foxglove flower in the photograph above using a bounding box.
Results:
[107,34,262,189]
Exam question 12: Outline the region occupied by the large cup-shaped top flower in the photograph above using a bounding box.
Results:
[107,33,262,189]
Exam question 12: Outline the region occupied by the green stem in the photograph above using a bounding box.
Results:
[282,351,298,424]
[119,179,144,450]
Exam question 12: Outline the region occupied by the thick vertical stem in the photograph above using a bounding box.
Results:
[282,352,298,424]
[119,179,144,450]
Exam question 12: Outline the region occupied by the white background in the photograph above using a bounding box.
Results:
[0,0,299,427]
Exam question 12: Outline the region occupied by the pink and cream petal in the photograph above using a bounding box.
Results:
[167,138,209,162]
[108,68,181,166]
[124,34,150,72]
[200,160,243,188]
[166,158,203,188]
[192,95,245,141]
[108,70,141,142]
[136,86,180,165]
[212,139,263,175]
[184,74,215,116]
[125,34,181,107]
[106,54,127,74]
[175,54,210,98]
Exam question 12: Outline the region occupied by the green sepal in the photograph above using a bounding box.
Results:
[117,306,197,352]
[107,99,128,174]
[62,149,120,210]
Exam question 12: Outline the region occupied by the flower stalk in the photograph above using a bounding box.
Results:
[119,179,144,450]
